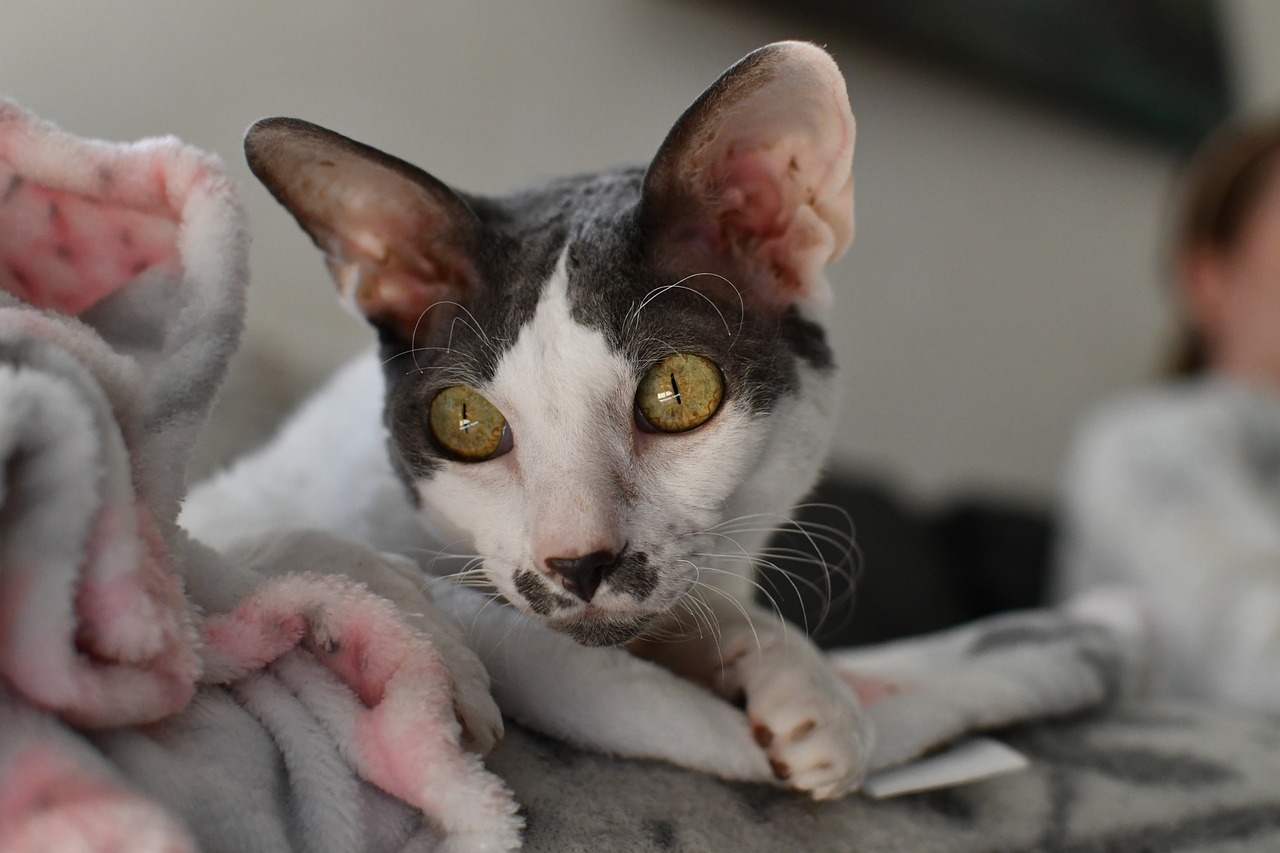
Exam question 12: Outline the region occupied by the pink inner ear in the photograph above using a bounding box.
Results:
[659,44,856,308]
[706,138,851,303]
[717,150,790,240]
[0,162,179,316]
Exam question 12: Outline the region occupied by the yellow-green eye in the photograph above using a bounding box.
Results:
[429,386,512,461]
[635,354,724,433]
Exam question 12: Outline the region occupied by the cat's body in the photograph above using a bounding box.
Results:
[184,41,870,798]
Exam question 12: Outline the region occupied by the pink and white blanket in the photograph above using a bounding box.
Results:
[0,99,520,853]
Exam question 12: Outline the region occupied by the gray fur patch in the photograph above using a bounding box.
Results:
[513,568,575,616]
[606,551,658,601]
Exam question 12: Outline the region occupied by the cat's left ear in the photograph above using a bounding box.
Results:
[640,42,855,312]
[244,118,481,345]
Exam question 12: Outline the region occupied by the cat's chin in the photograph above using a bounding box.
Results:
[547,612,655,647]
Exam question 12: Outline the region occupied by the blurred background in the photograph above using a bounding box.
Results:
[4,0,1278,503]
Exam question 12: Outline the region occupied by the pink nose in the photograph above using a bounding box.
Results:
[543,550,619,602]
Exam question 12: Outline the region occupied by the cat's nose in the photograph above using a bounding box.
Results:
[543,550,619,602]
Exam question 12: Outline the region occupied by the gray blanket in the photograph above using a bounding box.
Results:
[495,704,1280,851]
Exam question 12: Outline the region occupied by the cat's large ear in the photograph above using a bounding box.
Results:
[640,42,855,312]
[244,118,480,344]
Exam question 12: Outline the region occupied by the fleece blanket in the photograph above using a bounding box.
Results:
[0,99,520,852]
[6,96,1259,852]
[491,702,1280,852]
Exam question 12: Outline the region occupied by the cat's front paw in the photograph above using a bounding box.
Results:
[445,638,504,755]
[732,646,873,800]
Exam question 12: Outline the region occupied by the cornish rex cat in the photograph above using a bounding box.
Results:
[185,41,869,799]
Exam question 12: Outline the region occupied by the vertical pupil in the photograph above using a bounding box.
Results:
[670,373,681,405]
[460,402,472,432]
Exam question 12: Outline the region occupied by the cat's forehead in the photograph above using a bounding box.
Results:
[474,169,644,242]
[443,169,645,353]
[384,166,829,403]
[465,168,814,356]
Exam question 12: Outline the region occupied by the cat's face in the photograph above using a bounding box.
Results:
[377,171,840,644]
[245,42,855,645]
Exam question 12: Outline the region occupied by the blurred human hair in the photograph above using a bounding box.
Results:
[1167,117,1280,375]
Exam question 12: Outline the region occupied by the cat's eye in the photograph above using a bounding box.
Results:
[429,385,513,461]
[635,354,724,433]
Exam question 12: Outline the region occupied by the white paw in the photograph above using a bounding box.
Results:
[735,648,872,800]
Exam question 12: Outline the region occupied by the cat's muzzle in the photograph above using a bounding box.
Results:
[507,565,665,646]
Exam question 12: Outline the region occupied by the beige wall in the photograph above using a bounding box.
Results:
[4,0,1274,497]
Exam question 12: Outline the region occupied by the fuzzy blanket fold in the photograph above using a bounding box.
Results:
[0,95,234,732]
[0,99,520,853]
[0,97,1155,852]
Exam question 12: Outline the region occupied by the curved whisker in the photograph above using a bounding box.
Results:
[683,501,863,642]
[627,274,744,342]
[687,526,855,565]
[699,517,856,554]
[678,584,722,644]
[692,563,789,627]
[690,552,834,635]
[377,299,498,379]
[687,575,762,654]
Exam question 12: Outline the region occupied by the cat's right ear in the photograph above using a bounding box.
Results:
[244,118,480,344]
[640,42,855,313]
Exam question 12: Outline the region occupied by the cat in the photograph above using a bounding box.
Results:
[184,40,869,799]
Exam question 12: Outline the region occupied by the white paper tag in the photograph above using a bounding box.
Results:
[861,737,1030,800]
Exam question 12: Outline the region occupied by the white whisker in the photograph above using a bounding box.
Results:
[627,273,744,342]
[681,501,862,641]
[689,574,761,654]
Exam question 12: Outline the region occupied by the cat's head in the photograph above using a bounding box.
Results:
[244,42,855,645]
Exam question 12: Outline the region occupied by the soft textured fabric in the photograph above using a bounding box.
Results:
[491,702,1280,852]
[1056,377,1280,706]
[0,97,521,853]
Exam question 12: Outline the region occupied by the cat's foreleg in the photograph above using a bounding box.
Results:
[428,583,776,784]
[631,595,872,800]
